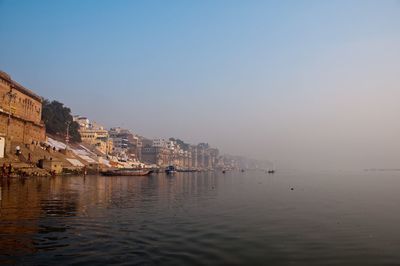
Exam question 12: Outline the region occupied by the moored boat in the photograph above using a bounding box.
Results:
[101,168,153,176]
[165,165,176,175]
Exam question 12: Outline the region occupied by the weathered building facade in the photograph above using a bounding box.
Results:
[109,127,141,161]
[0,71,45,154]
[141,139,222,170]
[141,146,171,166]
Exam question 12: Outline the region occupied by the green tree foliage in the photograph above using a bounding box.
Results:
[42,99,81,142]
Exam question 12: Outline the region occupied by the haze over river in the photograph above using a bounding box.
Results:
[1,170,400,265]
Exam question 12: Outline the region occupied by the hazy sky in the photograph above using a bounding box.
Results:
[1,0,400,170]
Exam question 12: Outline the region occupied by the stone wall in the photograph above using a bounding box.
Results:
[0,71,46,149]
[0,73,42,125]
[141,146,159,165]
[0,112,46,144]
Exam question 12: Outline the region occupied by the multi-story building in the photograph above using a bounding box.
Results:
[190,145,198,169]
[141,137,220,170]
[79,128,109,144]
[141,146,171,166]
[141,138,193,168]
[73,116,90,129]
[152,138,167,148]
[0,71,46,156]
[93,137,113,155]
[74,115,112,155]
[109,127,141,161]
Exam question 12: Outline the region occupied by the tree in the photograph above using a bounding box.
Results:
[42,99,81,142]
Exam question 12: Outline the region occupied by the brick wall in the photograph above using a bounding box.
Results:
[0,71,46,146]
[0,109,45,144]
[0,81,42,125]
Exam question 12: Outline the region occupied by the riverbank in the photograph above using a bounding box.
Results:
[0,137,99,177]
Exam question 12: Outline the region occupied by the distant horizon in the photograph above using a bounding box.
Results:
[1,0,400,170]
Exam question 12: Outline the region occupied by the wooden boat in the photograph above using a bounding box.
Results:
[101,168,153,176]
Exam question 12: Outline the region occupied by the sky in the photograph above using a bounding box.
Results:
[1,0,400,170]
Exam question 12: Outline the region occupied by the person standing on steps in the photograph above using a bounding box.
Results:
[7,163,12,178]
[1,163,6,178]
[15,145,21,155]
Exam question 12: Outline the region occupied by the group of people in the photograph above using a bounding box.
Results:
[31,140,58,153]
[2,142,89,178]
[1,163,13,178]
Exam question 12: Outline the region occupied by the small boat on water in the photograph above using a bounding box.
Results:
[101,168,153,176]
[165,165,176,175]
[268,163,276,174]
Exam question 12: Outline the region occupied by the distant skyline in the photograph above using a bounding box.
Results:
[1,0,400,170]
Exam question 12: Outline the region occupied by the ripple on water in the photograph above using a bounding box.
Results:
[2,172,400,265]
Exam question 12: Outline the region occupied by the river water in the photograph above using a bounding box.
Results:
[1,170,400,265]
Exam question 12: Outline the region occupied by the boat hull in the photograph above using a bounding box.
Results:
[165,170,176,174]
[165,165,176,175]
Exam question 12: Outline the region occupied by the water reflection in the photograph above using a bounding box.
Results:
[2,171,400,265]
[0,173,220,265]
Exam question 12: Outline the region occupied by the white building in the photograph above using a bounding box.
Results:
[152,138,167,148]
[73,116,90,129]
[167,140,177,150]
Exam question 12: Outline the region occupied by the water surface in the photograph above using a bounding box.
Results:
[1,170,400,265]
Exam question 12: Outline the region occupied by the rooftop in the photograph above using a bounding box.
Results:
[0,70,42,102]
